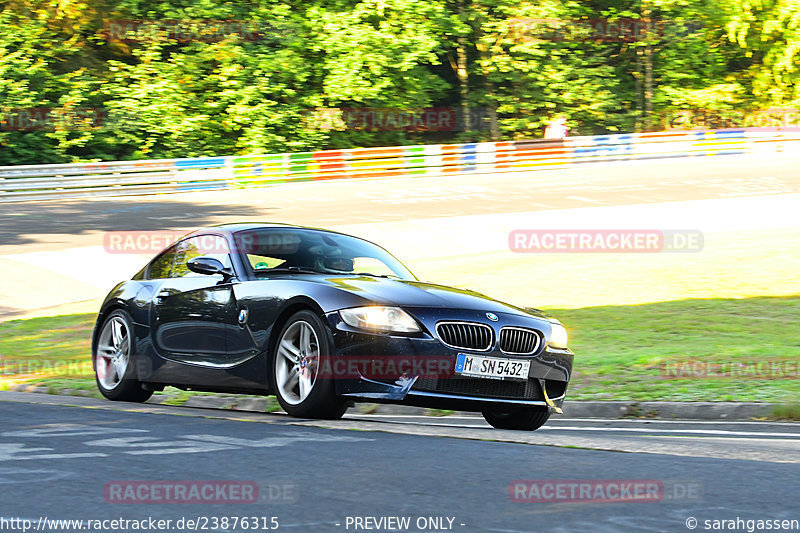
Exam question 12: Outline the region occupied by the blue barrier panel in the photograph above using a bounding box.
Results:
[175,158,227,169]
[714,129,746,138]
[176,181,230,191]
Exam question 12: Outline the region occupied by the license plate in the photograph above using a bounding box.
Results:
[455,353,530,381]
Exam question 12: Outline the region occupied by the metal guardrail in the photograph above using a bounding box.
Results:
[1,129,798,202]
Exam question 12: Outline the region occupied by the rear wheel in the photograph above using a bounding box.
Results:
[94,310,153,403]
[272,310,347,419]
[482,408,550,431]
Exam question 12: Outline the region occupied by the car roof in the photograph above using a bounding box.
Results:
[202,222,299,234]
[142,222,415,281]
[184,222,364,241]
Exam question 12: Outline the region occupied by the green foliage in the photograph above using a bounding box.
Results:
[725,0,800,104]
[0,0,798,163]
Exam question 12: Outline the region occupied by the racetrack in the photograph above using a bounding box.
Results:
[2,392,799,533]
[2,154,800,531]
[1,152,799,319]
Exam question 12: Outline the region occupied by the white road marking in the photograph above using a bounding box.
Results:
[538,426,800,438]
[2,424,148,438]
[0,467,73,484]
[352,414,800,427]
[346,416,800,438]
[347,414,483,419]
[632,435,800,444]
[82,432,374,455]
[183,433,373,447]
[0,443,107,461]
[553,418,800,427]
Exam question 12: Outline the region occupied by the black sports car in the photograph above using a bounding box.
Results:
[93,223,573,430]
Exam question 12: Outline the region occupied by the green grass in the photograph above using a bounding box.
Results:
[0,313,94,379]
[771,403,800,421]
[34,377,103,397]
[2,295,799,404]
[548,295,800,402]
[426,409,456,417]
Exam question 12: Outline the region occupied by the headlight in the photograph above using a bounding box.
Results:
[339,306,421,334]
[548,320,568,348]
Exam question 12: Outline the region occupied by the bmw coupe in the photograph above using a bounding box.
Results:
[93,223,573,430]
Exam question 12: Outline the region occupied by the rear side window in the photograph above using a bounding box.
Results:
[147,245,178,279]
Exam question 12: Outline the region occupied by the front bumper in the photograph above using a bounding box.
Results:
[325,308,574,413]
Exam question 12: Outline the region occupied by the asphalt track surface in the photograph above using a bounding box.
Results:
[2,154,800,253]
[1,392,799,533]
[3,152,800,319]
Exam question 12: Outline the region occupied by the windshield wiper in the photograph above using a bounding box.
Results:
[255,267,400,278]
[254,266,326,275]
[353,272,399,279]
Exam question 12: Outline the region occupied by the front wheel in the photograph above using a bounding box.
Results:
[271,310,347,419]
[482,408,551,431]
[94,309,153,403]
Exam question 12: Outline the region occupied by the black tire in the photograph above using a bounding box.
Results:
[271,310,347,419]
[93,309,153,403]
[482,408,551,431]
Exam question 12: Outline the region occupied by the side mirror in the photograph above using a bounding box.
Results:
[187,256,227,276]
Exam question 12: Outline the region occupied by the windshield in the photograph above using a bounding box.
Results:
[233,228,416,281]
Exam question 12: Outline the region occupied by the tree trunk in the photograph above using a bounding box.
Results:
[457,36,470,134]
[475,41,500,141]
[635,49,644,132]
[642,2,654,131]
[456,0,471,135]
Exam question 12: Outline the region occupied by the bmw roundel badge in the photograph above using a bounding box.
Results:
[486,312,499,322]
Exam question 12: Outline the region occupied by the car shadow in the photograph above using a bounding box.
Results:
[0,198,267,246]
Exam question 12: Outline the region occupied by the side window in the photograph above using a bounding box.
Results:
[172,235,233,278]
[147,245,179,279]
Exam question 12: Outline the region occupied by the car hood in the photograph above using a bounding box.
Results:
[316,275,542,317]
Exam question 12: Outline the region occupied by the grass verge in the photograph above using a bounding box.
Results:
[550,295,800,402]
[771,403,800,421]
[2,295,799,404]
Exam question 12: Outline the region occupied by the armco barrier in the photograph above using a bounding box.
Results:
[1,128,798,202]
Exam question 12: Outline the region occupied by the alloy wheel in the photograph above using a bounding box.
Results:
[96,316,130,390]
[275,320,320,405]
